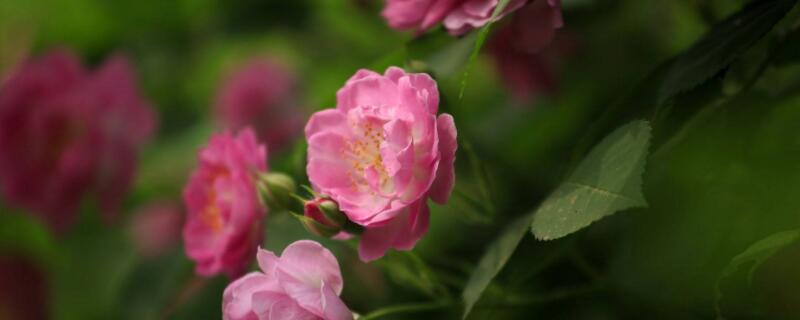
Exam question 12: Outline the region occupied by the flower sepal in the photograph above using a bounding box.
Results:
[257,172,297,213]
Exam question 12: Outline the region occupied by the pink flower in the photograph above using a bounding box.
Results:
[182,128,267,278]
[305,67,457,261]
[487,0,568,102]
[0,255,49,320]
[0,49,155,233]
[381,0,527,36]
[216,58,302,151]
[222,241,353,320]
[443,0,528,35]
[129,201,184,258]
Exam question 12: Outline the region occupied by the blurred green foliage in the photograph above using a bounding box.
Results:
[1,0,800,319]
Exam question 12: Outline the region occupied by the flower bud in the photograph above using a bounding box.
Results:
[295,213,341,238]
[317,199,346,227]
[299,197,348,238]
[258,172,296,212]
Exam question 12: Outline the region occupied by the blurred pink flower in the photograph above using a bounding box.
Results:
[305,67,457,262]
[488,0,566,102]
[183,128,267,278]
[0,255,49,320]
[0,49,155,233]
[129,201,184,258]
[381,0,526,35]
[216,58,302,151]
[223,241,352,320]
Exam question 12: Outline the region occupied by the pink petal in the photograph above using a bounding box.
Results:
[381,0,431,30]
[420,0,459,31]
[393,199,430,250]
[223,273,273,320]
[307,132,353,190]
[357,199,431,262]
[380,119,413,177]
[321,281,354,320]
[305,109,351,140]
[358,209,410,262]
[257,247,280,275]
[277,240,344,317]
[383,66,407,84]
[252,291,317,320]
[429,114,457,204]
[336,73,400,112]
[442,0,527,36]
[513,0,564,53]
[396,72,439,115]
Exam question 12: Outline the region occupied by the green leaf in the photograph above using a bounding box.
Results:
[715,229,800,317]
[53,219,138,319]
[462,213,534,319]
[724,229,800,282]
[0,210,55,262]
[378,250,449,299]
[463,141,496,217]
[659,0,797,103]
[458,0,512,99]
[531,120,651,240]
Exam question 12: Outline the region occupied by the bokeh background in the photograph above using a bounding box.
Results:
[1,0,800,319]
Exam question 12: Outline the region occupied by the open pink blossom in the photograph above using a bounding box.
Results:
[216,58,303,151]
[381,0,527,36]
[0,49,155,233]
[305,67,457,261]
[223,241,353,320]
[183,128,267,278]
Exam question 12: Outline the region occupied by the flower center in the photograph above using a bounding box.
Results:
[345,120,389,192]
[202,167,229,233]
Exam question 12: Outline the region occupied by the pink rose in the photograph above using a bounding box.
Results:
[305,67,457,261]
[0,255,49,320]
[182,128,267,278]
[443,0,528,35]
[0,49,155,233]
[222,241,353,320]
[216,58,302,151]
[381,0,527,36]
[505,0,563,54]
[488,0,568,102]
[129,201,184,258]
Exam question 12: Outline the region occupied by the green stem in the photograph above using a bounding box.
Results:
[359,300,455,320]
[479,283,602,309]
[569,251,602,282]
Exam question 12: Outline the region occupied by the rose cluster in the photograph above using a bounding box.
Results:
[182,66,455,318]
[0,49,155,232]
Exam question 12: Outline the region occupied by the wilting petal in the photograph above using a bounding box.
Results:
[429,114,457,204]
